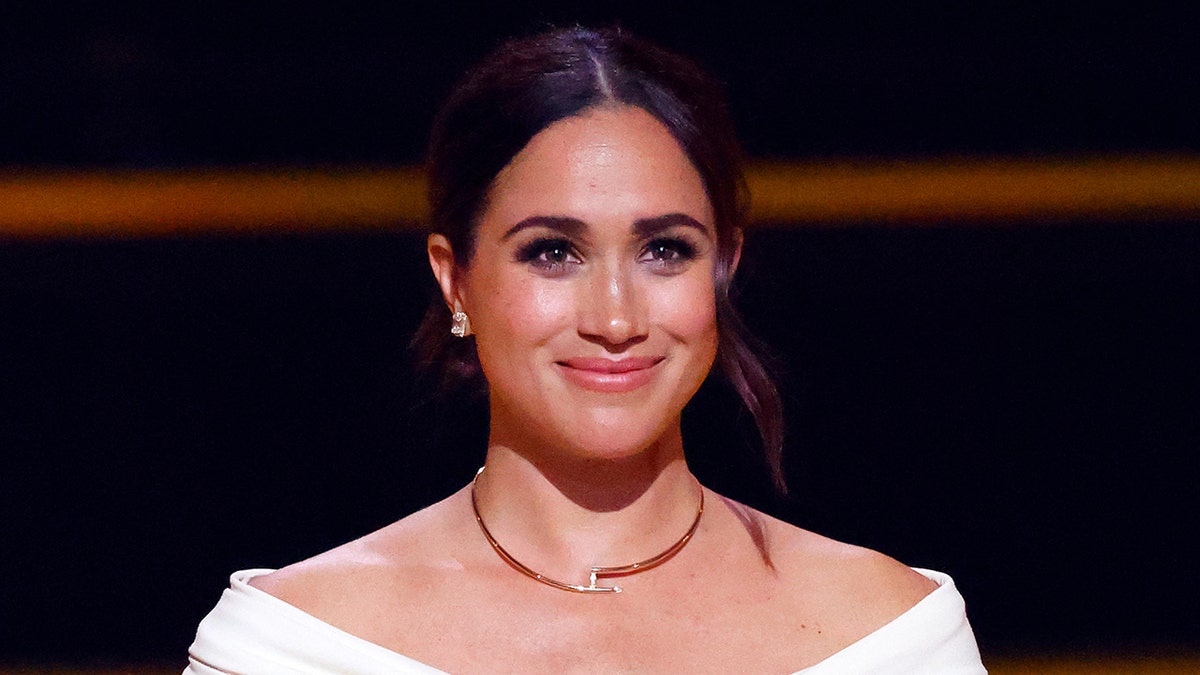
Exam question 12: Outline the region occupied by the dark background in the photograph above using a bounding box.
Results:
[3,0,1199,667]
[5,1,1199,165]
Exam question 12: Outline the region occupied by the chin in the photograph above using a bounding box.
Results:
[558,414,677,462]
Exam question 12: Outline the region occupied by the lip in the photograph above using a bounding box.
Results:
[555,356,664,393]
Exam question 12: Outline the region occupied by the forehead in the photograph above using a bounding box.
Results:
[480,105,714,237]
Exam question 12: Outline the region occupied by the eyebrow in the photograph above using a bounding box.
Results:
[501,216,587,241]
[501,213,711,241]
[631,213,711,240]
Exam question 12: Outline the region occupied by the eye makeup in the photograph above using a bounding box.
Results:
[513,236,582,274]
[638,235,701,274]
[505,212,712,276]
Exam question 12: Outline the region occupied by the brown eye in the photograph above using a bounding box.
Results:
[639,237,698,269]
[514,237,582,274]
[540,244,573,264]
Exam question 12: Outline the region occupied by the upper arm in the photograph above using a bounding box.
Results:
[857,549,939,613]
[772,527,939,638]
[247,563,323,607]
[246,555,368,622]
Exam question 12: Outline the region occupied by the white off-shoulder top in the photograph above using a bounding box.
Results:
[185,568,986,674]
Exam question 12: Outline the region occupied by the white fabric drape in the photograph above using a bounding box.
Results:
[186,568,986,674]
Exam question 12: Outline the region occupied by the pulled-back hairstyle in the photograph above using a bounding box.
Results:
[413,26,786,489]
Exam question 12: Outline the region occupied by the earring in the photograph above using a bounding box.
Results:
[451,310,471,338]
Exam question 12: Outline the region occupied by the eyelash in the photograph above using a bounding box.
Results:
[513,237,580,272]
[513,235,701,275]
[640,237,698,266]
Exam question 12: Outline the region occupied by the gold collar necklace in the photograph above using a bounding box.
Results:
[470,466,704,594]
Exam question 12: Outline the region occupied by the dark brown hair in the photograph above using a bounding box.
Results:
[413,26,786,489]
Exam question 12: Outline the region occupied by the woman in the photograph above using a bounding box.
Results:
[186,27,985,674]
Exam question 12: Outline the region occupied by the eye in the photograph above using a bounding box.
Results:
[639,237,698,270]
[513,237,582,274]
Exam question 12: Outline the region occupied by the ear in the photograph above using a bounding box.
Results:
[427,234,465,313]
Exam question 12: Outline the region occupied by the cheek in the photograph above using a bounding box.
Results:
[653,276,720,347]
[472,272,574,351]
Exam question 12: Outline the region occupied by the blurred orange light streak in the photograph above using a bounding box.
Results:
[2,156,1199,239]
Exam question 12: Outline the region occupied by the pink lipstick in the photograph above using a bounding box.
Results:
[556,357,663,393]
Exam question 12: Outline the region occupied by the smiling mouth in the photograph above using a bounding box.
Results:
[555,357,664,393]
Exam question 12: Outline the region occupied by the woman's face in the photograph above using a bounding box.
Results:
[431,105,724,464]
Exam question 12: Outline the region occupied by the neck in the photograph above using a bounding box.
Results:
[471,428,701,585]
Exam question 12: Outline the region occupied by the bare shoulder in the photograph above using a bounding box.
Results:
[248,488,475,626]
[777,517,935,600]
[716,495,937,633]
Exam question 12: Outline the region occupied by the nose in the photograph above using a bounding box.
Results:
[578,261,647,349]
